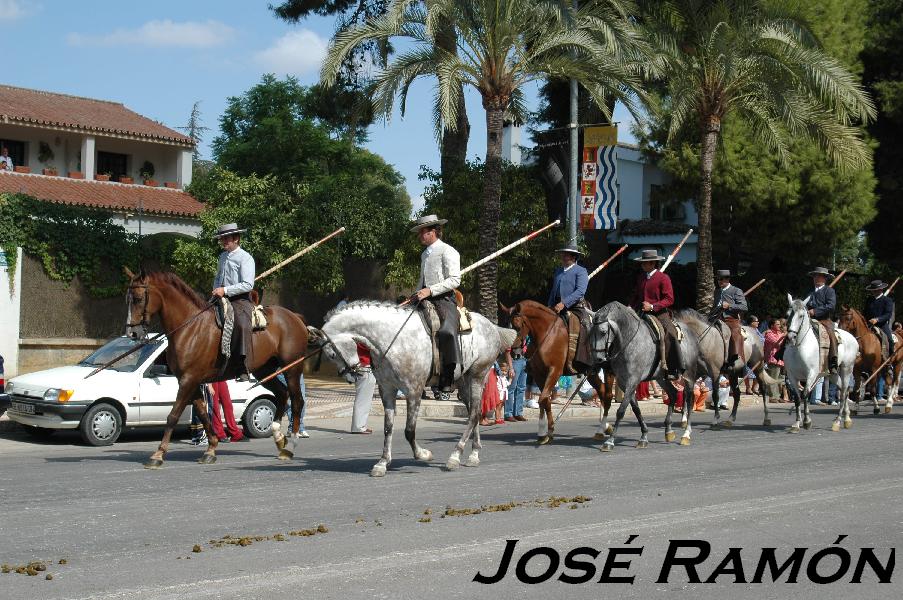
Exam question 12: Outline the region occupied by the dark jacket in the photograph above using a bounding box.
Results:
[548,264,589,309]
[713,284,748,319]
[806,286,836,320]
[865,295,894,327]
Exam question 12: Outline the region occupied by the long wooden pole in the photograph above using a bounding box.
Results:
[460,220,561,276]
[250,347,323,389]
[744,278,767,296]
[881,276,900,298]
[660,228,694,273]
[255,227,345,282]
[587,244,629,281]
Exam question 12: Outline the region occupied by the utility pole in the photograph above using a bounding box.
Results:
[568,0,579,242]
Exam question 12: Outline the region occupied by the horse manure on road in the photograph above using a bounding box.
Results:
[192,545,202,553]
[433,496,593,521]
[197,525,329,555]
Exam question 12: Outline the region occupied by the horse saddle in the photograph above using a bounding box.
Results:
[643,314,683,374]
[871,326,890,360]
[561,306,593,375]
[811,320,841,373]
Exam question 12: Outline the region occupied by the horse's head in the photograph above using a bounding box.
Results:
[785,294,808,344]
[837,305,856,332]
[317,328,365,384]
[124,267,158,340]
[504,302,534,352]
[589,311,619,365]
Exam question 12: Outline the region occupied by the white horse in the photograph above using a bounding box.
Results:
[311,301,515,477]
[783,295,859,432]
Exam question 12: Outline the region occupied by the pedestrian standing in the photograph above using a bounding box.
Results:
[209,381,245,442]
[764,318,787,402]
[351,343,375,434]
[505,340,529,421]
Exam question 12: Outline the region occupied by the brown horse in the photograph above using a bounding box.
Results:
[501,300,614,445]
[838,306,889,416]
[123,269,309,468]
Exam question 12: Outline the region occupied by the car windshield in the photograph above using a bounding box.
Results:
[78,338,163,372]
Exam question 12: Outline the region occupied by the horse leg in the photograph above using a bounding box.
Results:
[886,366,900,413]
[758,366,772,427]
[628,391,649,448]
[403,384,432,463]
[681,381,693,446]
[727,372,742,426]
[801,377,814,431]
[193,394,220,464]
[872,373,881,415]
[590,372,612,440]
[537,373,558,445]
[286,372,305,460]
[788,377,802,433]
[453,376,483,468]
[144,383,202,469]
[601,382,634,452]
[371,385,396,477]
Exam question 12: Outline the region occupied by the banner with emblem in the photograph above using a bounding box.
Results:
[579,126,618,230]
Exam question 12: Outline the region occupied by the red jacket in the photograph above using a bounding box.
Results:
[631,270,674,313]
[356,343,372,367]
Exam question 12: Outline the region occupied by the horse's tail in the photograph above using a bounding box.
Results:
[757,367,779,386]
[496,326,517,351]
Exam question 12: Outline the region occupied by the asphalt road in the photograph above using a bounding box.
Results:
[0,403,901,600]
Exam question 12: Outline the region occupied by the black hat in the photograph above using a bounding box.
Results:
[865,279,888,291]
[807,266,833,278]
[633,249,666,262]
[212,223,246,238]
[556,240,584,257]
[410,214,448,232]
[716,269,731,278]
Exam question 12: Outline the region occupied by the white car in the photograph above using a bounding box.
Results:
[5,336,279,446]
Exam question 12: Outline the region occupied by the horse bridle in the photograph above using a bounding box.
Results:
[592,306,643,363]
[318,329,364,379]
[127,283,150,330]
[786,308,812,348]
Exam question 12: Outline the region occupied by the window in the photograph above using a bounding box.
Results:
[97,151,128,180]
[0,139,26,167]
[649,185,686,222]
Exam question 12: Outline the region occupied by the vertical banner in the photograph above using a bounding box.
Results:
[580,126,618,230]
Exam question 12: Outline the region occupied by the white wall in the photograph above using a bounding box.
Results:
[111,214,201,237]
[0,247,23,378]
[616,145,646,221]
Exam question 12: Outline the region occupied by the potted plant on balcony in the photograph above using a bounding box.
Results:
[38,142,57,176]
[139,161,156,186]
[95,171,112,182]
[118,175,134,184]
[69,152,84,179]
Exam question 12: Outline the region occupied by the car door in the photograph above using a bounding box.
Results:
[138,345,183,424]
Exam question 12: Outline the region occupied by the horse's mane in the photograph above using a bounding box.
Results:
[324,299,413,323]
[513,299,556,316]
[674,307,707,327]
[597,300,639,321]
[145,271,207,309]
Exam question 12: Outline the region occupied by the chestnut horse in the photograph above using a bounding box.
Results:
[839,306,897,415]
[501,300,614,445]
[123,269,309,468]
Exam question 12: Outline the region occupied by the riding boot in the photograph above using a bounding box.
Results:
[237,356,251,382]
[829,355,838,375]
[438,364,456,393]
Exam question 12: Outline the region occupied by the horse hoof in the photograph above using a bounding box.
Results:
[763,419,772,427]
[445,457,461,471]
[679,437,691,446]
[721,420,733,428]
[788,425,800,433]
[600,442,614,452]
[636,440,649,449]
[803,421,812,430]
[537,435,553,446]
[197,453,217,465]
[370,465,387,477]
[465,454,480,468]
[593,432,608,441]
[143,458,164,469]
[277,449,294,461]
[605,424,614,435]
[873,408,881,415]
[416,449,433,462]
[680,420,688,429]
[844,419,853,429]
[831,421,841,432]
[274,436,286,450]
[664,431,677,443]
[885,406,893,414]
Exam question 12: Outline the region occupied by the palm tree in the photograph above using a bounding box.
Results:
[322,0,646,322]
[640,0,875,310]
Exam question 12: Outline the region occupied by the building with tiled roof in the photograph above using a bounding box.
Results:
[0,84,201,235]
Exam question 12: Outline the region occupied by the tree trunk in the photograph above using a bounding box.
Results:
[437,22,469,188]
[478,105,505,324]
[696,114,721,312]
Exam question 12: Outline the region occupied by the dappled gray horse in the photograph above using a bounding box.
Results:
[589,301,700,450]
[311,301,515,476]
[784,296,858,433]
[676,309,777,428]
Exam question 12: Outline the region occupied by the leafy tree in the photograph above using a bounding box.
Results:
[324,0,646,322]
[639,0,875,311]
[861,0,903,270]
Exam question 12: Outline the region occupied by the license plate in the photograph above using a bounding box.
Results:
[11,402,35,415]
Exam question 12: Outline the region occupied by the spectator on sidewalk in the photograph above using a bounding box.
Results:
[636,380,650,401]
[481,362,506,426]
[693,378,709,412]
[764,318,787,402]
[188,384,211,446]
[351,343,375,434]
[208,381,245,442]
[505,339,529,422]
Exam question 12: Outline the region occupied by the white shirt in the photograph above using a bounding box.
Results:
[213,246,255,297]
[0,156,13,170]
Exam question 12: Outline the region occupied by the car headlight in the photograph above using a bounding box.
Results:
[44,388,74,403]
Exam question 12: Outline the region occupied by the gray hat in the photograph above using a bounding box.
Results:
[212,223,246,238]
[865,279,888,291]
[410,214,448,232]
[716,269,731,278]
[807,266,833,278]
[556,241,584,257]
[633,249,666,262]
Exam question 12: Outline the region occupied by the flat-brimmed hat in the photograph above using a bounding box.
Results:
[716,269,732,278]
[212,223,246,238]
[807,266,833,278]
[556,241,584,257]
[410,214,448,232]
[633,249,666,262]
[865,279,888,291]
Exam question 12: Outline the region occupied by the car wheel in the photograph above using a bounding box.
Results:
[79,403,122,446]
[21,424,55,438]
[243,397,276,438]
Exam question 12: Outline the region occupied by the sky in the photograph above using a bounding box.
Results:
[1,0,636,209]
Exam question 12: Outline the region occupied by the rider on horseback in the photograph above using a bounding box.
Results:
[713,269,748,370]
[212,223,255,381]
[410,214,461,393]
[547,241,591,370]
[807,267,838,375]
[631,249,685,379]
[865,280,895,356]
